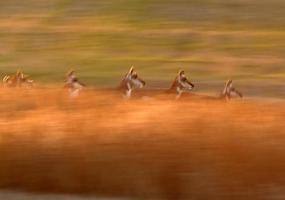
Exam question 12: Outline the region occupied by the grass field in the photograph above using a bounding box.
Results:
[0,1,285,199]
[0,0,285,98]
[0,88,285,199]
[0,190,127,200]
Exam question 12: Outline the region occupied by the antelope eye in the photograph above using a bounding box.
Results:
[132,74,138,79]
[181,77,187,81]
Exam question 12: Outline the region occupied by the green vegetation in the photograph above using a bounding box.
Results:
[0,0,284,92]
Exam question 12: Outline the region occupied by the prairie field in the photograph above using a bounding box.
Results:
[0,88,285,199]
[1,0,285,199]
[0,0,285,96]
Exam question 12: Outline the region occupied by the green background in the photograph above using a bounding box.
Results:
[0,0,284,97]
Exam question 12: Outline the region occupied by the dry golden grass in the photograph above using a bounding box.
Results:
[0,87,285,199]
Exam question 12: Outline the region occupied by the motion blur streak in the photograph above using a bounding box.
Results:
[0,88,285,199]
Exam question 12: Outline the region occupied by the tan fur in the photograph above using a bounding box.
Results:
[3,70,34,87]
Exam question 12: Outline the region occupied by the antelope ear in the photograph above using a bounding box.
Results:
[129,66,135,74]
[66,69,74,77]
[178,70,184,76]
[226,79,233,87]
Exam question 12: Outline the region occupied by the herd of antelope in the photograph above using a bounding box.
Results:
[2,67,243,100]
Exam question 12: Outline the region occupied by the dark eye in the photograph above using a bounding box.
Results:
[181,77,187,81]
[132,74,138,79]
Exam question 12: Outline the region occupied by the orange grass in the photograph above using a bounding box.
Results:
[0,87,285,199]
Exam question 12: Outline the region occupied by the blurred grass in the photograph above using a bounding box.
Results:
[0,88,285,199]
[0,0,285,91]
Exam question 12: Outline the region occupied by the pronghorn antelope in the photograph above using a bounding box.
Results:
[64,70,86,97]
[116,69,242,101]
[168,70,195,99]
[220,79,243,100]
[174,79,243,101]
[2,70,34,87]
[118,66,146,98]
[167,71,242,100]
